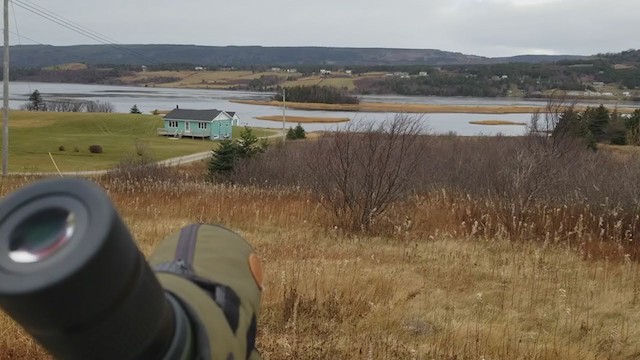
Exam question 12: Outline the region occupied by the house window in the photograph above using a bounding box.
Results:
[198,123,207,129]
[168,121,178,128]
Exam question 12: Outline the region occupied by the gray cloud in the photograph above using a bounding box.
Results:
[9,0,638,57]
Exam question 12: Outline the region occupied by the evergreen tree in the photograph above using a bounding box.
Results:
[130,104,142,114]
[553,108,596,150]
[583,105,610,142]
[626,109,640,146]
[208,139,237,180]
[28,90,44,111]
[236,126,263,158]
[286,127,297,140]
[553,108,582,138]
[607,110,627,145]
[294,123,306,139]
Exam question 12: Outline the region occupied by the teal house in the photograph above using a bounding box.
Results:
[158,109,235,140]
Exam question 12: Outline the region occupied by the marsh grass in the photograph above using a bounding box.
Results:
[2,139,640,358]
[231,100,639,115]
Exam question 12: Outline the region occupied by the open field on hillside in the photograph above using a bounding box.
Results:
[1,157,640,359]
[118,70,290,89]
[233,100,640,115]
[255,115,350,124]
[281,75,362,90]
[117,70,363,90]
[0,111,274,172]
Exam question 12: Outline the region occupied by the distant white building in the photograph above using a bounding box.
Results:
[418,71,428,77]
[195,66,205,71]
[271,67,282,72]
[286,69,298,73]
[345,70,353,75]
[320,69,332,75]
[623,91,631,97]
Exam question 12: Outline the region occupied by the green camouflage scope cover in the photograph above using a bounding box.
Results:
[150,224,262,360]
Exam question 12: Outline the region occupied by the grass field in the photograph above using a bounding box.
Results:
[0,111,274,172]
[119,70,361,91]
[282,75,358,90]
[1,160,640,359]
[119,70,290,89]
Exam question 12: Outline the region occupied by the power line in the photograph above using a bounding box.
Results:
[1,29,44,45]
[10,0,160,65]
[14,0,121,44]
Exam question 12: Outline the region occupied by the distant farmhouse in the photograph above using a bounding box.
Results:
[158,109,239,140]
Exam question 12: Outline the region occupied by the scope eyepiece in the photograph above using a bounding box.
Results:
[9,207,76,264]
[0,178,180,360]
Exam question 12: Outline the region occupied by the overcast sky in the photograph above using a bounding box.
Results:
[8,0,638,57]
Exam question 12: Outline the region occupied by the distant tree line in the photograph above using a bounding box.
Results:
[8,67,133,84]
[5,48,640,98]
[273,85,359,104]
[549,103,640,149]
[357,75,509,97]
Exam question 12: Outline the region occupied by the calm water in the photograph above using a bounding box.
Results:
[6,82,639,136]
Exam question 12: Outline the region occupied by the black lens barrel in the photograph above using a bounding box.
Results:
[0,178,177,360]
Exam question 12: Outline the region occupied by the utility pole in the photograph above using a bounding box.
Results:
[282,88,286,142]
[2,0,8,176]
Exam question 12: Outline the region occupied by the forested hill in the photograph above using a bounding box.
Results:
[6,44,587,68]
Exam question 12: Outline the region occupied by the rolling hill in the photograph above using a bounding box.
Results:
[6,44,587,68]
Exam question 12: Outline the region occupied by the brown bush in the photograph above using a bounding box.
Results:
[88,145,103,154]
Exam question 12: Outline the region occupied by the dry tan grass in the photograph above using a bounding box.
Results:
[233,100,546,114]
[256,115,350,124]
[1,169,640,359]
[233,100,640,115]
[119,70,288,89]
[43,63,88,71]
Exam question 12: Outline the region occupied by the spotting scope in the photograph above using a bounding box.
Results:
[0,178,262,360]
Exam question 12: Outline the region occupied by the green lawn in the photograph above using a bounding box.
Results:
[0,111,275,172]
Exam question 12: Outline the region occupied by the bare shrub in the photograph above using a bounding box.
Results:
[102,156,181,183]
[89,145,103,154]
[306,115,427,232]
[45,100,84,112]
[229,141,311,187]
[20,99,115,113]
[85,100,115,113]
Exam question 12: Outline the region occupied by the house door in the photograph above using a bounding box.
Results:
[185,121,191,133]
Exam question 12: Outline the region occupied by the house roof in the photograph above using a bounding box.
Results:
[227,111,236,117]
[165,109,224,121]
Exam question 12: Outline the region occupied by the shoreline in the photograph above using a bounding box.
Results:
[231,99,639,115]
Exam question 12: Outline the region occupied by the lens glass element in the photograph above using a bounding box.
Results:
[8,208,75,263]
